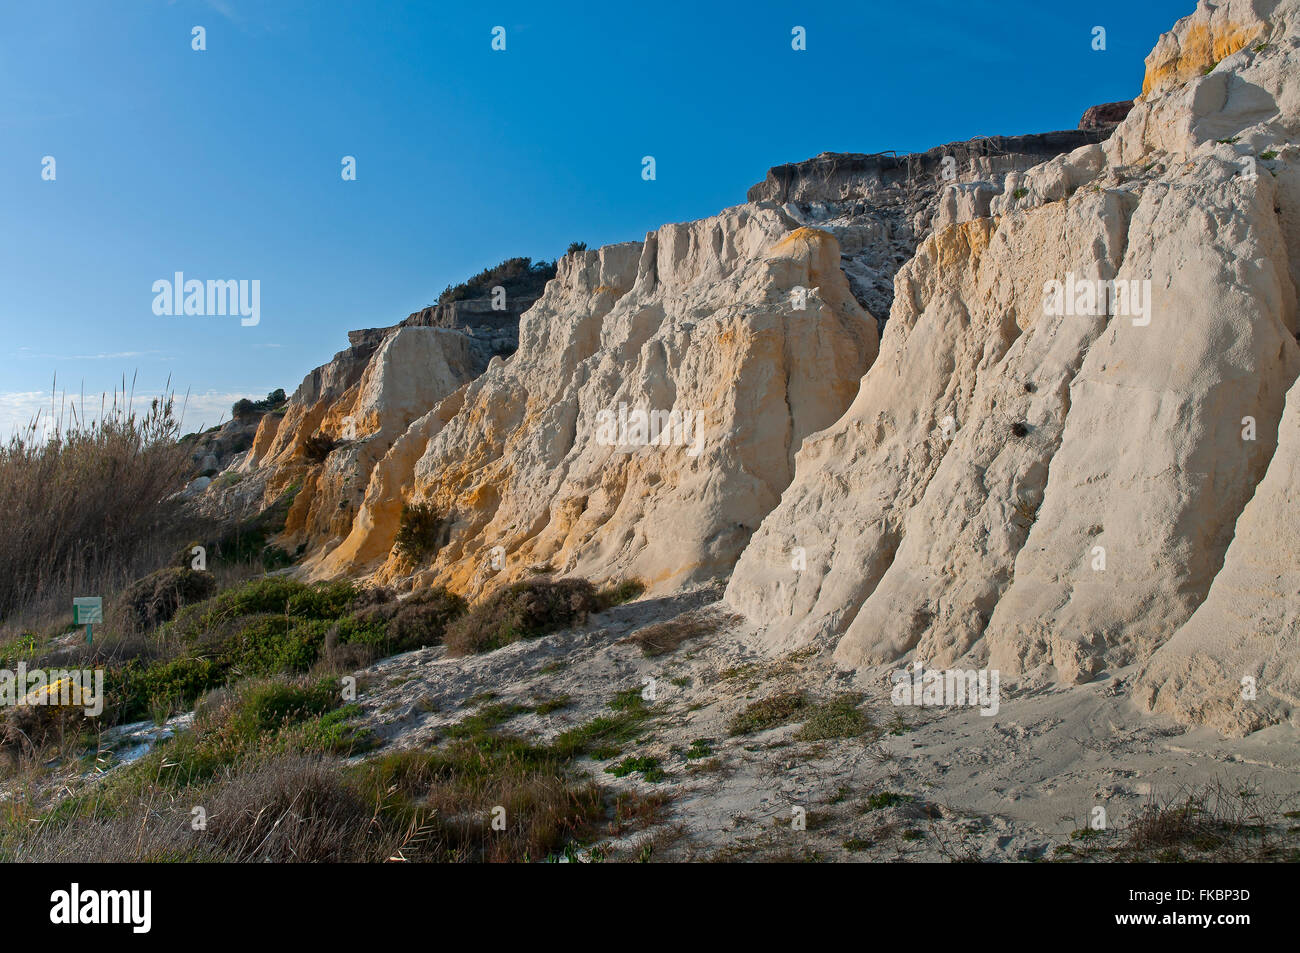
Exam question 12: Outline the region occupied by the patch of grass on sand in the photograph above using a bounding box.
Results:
[727,691,807,736]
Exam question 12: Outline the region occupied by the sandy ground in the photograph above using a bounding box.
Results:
[351,583,1300,861]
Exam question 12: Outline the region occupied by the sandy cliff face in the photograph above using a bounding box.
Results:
[206,0,1298,737]
[726,0,1300,734]
[204,326,486,554]
[217,119,1102,598]
[314,206,878,597]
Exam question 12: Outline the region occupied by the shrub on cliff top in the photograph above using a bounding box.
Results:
[437,256,556,306]
[231,389,287,419]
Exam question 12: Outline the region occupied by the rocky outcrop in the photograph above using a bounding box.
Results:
[312,207,878,598]
[396,294,537,362]
[201,326,487,550]
[725,0,1300,734]
[343,261,554,365]
[748,130,1115,326]
[1079,101,1135,129]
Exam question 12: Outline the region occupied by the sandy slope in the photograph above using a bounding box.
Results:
[351,589,1300,861]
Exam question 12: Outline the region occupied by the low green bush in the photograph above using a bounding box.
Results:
[443,579,600,656]
[349,586,467,653]
[794,694,871,741]
[110,655,224,721]
[596,578,645,610]
[727,691,808,736]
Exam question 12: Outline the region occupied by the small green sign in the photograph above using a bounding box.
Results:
[73,597,103,625]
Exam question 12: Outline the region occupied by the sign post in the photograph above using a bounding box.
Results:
[73,596,103,644]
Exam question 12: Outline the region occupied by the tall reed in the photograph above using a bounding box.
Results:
[0,376,194,627]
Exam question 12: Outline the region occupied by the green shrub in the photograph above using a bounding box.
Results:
[727,691,808,736]
[685,738,713,760]
[596,578,645,610]
[392,503,444,564]
[169,578,349,640]
[219,678,339,743]
[231,390,286,420]
[606,755,664,781]
[284,703,374,755]
[862,791,911,811]
[110,655,224,721]
[324,613,390,649]
[343,585,466,653]
[222,615,324,675]
[437,256,556,306]
[443,579,600,656]
[285,579,356,619]
[113,676,358,784]
[607,688,646,713]
[794,694,871,741]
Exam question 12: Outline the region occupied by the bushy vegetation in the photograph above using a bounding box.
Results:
[231,389,287,419]
[392,502,444,564]
[444,578,602,656]
[346,585,468,656]
[727,691,808,736]
[2,669,668,862]
[794,694,872,741]
[0,694,89,763]
[2,674,383,862]
[121,566,216,629]
[437,256,556,306]
[103,578,470,721]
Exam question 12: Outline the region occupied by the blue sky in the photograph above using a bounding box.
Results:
[0,0,1194,435]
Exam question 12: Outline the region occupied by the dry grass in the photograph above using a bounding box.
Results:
[622,608,738,657]
[6,754,403,862]
[200,755,392,862]
[1055,779,1300,862]
[0,381,194,628]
